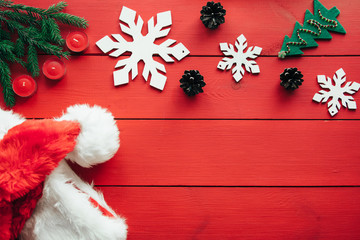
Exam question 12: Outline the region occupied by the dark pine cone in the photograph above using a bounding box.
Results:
[280,68,304,90]
[180,70,206,96]
[200,1,226,29]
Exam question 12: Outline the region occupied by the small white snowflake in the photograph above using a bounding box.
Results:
[313,68,360,116]
[217,34,262,82]
[96,6,190,90]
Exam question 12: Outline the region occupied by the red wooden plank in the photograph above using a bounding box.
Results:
[97,187,360,240]
[70,120,360,186]
[2,56,360,119]
[14,0,359,56]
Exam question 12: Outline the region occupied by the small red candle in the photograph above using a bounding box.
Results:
[12,75,37,97]
[42,57,66,80]
[66,31,89,52]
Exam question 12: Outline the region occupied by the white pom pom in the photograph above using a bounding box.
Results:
[0,108,25,139]
[57,104,120,168]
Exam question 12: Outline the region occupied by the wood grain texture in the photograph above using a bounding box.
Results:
[3,56,360,119]
[70,119,360,186]
[97,187,360,240]
[2,0,360,239]
[15,0,360,56]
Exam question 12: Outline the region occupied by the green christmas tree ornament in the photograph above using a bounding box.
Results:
[0,0,88,107]
[278,0,346,58]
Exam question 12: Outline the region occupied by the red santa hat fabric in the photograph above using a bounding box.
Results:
[0,120,80,240]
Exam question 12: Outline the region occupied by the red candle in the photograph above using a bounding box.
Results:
[42,57,66,80]
[66,31,89,52]
[12,75,37,97]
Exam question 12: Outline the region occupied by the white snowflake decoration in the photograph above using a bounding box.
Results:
[313,68,360,116]
[217,34,262,82]
[96,6,190,90]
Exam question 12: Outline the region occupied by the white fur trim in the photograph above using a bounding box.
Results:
[57,104,120,168]
[0,108,25,139]
[20,161,127,240]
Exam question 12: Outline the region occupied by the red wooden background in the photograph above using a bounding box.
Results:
[2,0,360,239]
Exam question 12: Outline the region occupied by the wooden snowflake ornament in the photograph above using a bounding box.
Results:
[217,34,262,82]
[313,68,360,116]
[96,6,190,90]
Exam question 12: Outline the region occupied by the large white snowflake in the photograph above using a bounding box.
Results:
[217,34,262,82]
[313,68,360,116]
[96,6,190,90]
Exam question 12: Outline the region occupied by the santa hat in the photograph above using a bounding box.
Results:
[0,119,80,240]
[0,105,123,240]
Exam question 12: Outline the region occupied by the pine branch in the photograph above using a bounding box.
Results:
[0,1,88,107]
[3,1,88,28]
[5,20,40,45]
[0,0,13,8]
[5,21,67,58]
[2,10,32,25]
[34,40,69,58]
[0,40,16,62]
[0,59,15,107]
[8,3,46,17]
[26,44,39,76]
[0,39,25,66]
[46,1,67,14]
[6,21,69,64]
[14,38,24,57]
[0,28,10,40]
[41,18,64,45]
[1,16,25,33]
[51,12,88,28]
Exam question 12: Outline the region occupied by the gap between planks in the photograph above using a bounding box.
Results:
[39,53,360,57]
[27,118,360,121]
[95,185,360,188]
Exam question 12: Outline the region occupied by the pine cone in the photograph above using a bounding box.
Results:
[180,70,206,96]
[200,1,226,29]
[280,68,304,90]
